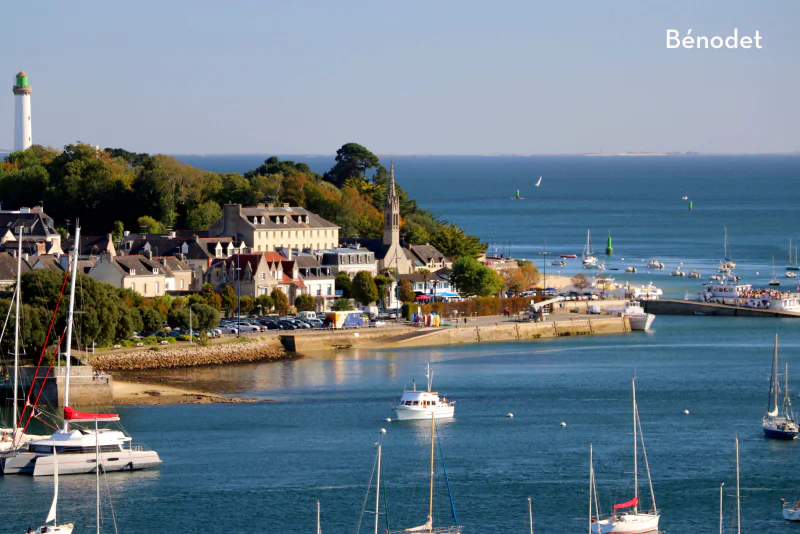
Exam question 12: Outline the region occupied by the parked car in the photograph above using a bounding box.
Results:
[279,321,298,330]
[369,320,386,328]
[263,322,281,330]
[304,319,324,328]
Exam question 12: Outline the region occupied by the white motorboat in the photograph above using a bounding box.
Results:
[33,448,74,534]
[670,267,685,277]
[392,364,455,421]
[681,195,688,200]
[709,274,721,281]
[2,226,161,476]
[783,499,800,521]
[646,260,664,269]
[608,301,655,331]
[625,266,636,273]
[687,269,701,279]
[582,230,598,266]
[607,282,662,301]
[590,379,660,534]
[552,260,566,267]
[788,272,798,279]
[762,335,799,440]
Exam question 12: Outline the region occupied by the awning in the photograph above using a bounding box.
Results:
[434,292,459,298]
[64,406,120,422]
[415,295,432,301]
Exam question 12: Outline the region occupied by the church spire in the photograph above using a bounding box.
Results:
[383,162,400,247]
[388,162,396,198]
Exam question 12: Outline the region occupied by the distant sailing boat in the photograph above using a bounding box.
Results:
[769,256,781,286]
[590,378,659,534]
[33,448,73,533]
[582,230,598,267]
[787,238,799,271]
[535,176,542,187]
[762,334,799,439]
[720,227,736,271]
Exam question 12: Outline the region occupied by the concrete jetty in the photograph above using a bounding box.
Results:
[642,299,800,317]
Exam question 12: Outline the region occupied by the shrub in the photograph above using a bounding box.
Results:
[119,339,135,347]
[176,334,191,342]
[143,336,158,345]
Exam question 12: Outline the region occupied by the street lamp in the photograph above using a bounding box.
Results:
[236,252,241,338]
[539,241,550,294]
[432,280,439,303]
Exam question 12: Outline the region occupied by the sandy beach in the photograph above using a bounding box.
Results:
[112,379,262,406]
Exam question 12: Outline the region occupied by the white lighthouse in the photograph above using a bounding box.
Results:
[13,71,32,151]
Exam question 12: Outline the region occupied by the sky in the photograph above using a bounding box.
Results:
[1,1,798,155]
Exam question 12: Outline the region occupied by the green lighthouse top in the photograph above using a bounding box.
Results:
[15,71,28,86]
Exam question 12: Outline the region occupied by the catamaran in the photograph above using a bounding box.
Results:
[762,334,799,440]
[393,363,455,421]
[2,225,161,476]
[590,378,659,534]
[582,230,598,267]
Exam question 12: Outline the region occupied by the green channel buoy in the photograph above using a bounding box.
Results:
[606,232,613,255]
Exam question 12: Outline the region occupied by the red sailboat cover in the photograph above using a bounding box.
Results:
[613,497,638,510]
[64,406,119,421]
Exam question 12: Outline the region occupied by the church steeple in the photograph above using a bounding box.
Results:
[383,162,400,246]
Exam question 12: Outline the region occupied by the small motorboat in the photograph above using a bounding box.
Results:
[392,363,455,421]
[787,272,798,279]
[625,266,636,273]
[769,279,781,286]
[681,195,688,200]
[709,274,721,281]
[560,254,577,259]
[646,260,664,269]
[551,260,566,266]
[670,267,685,277]
[688,269,701,279]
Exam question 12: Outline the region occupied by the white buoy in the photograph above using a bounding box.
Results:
[507,413,514,418]
[683,410,690,415]
[756,272,760,275]
[385,418,392,422]
[560,421,567,427]
[380,428,387,434]
[621,258,625,261]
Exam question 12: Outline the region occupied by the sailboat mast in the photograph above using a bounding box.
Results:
[95,418,101,534]
[12,227,22,434]
[774,334,780,415]
[786,362,791,413]
[632,377,638,514]
[589,444,593,534]
[429,413,435,525]
[63,224,81,425]
[735,436,741,534]
[374,430,383,534]
[719,482,724,534]
[317,500,321,534]
[528,497,534,534]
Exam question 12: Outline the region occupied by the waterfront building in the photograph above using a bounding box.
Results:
[285,250,336,311]
[208,203,339,253]
[89,253,170,297]
[399,268,461,302]
[12,70,32,151]
[317,245,378,277]
[206,251,293,299]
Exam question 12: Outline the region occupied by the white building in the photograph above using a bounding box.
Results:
[13,71,32,151]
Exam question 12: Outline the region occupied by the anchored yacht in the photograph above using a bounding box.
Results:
[392,364,455,421]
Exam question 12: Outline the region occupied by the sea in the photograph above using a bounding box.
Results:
[3,155,800,533]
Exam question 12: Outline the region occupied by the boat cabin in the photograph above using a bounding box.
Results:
[398,390,443,408]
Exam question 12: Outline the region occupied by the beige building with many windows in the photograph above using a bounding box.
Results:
[208,203,339,253]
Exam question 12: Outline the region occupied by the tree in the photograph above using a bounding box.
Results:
[504,269,529,295]
[374,275,392,305]
[137,215,165,234]
[191,303,220,330]
[335,272,352,299]
[112,221,125,245]
[295,294,316,312]
[185,201,223,230]
[141,307,163,333]
[239,295,255,315]
[220,285,238,317]
[351,271,379,306]
[271,288,289,315]
[256,294,274,315]
[332,298,354,311]
[450,256,503,298]
[430,224,483,259]
[572,273,589,292]
[398,279,416,302]
[324,143,380,188]
[519,263,541,287]
[201,283,222,310]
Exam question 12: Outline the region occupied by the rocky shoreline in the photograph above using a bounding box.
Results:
[89,339,289,371]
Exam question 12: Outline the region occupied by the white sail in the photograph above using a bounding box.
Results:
[535,176,542,187]
[46,447,59,524]
[405,518,433,532]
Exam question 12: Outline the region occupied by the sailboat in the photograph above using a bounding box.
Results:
[582,230,599,267]
[769,256,781,286]
[591,378,659,534]
[787,239,799,271]
[535,176,542,187]
[2,225,162,476]
[32,448,74,533]
[762,334,799,439]
[720,227,736,271]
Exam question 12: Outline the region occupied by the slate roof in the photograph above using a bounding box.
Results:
[0,252,31,280]
[239,205,338,229]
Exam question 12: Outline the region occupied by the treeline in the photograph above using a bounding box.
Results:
[0,142,482,258]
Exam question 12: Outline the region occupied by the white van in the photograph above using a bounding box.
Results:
[298,311,317,320]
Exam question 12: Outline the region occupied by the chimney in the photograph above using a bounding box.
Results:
[169,230,177,238]
[283,202,290,208]
[145,250,153,260]
[123,230,130,237]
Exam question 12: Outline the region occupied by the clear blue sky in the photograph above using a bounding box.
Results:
[2,1,798,155]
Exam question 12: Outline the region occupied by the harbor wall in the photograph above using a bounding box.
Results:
[0,366,113,407]
[642,299,800,318]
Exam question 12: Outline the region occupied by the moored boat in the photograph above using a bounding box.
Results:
[763,334,799,440]
[560,254,577,259]
[670,267,685,277]
[645,260,664,269]
[392,364,455,421]
[688,269,701,279]
[607,301,655,331]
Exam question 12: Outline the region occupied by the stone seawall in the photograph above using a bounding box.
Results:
[89,339,287,371]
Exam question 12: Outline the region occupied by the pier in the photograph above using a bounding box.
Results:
[642,299,800,317]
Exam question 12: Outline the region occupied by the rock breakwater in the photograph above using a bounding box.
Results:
[89,340,288,371]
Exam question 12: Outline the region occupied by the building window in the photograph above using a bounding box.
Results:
[261,272,266,280]
[144,284,147,293]
[327,286,332,295]
[180,279,184,289]
[131,283,135,292]
[155,282,160,294]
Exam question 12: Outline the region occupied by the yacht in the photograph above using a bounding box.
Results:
[2,226,161,476]
[646,260,664,269]
[607,301,655,331]
[763,335,799,440]
[392,364,455,421]
[582,230,598,266]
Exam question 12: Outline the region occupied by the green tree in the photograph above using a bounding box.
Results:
[256,294,274,314]
[335,272,352,299]
[398,279,416,302]
[137,215,165,234]
[431,224,483,259]
[112,220,125,246]
[191,303,220,330]
[332,298,354,311]
[201,283,223,310]
[294,294,316,312]
[324,143,380,187]
[220,285,238,317]
[239,295,255,314]
[351,271,379,306]
[374,275,392,305]
[450,257,503,298]
[141,307,163,333]
[271,288,289,315]
[185,201,223,230]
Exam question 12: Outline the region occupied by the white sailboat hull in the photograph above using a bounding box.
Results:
[392,405,455,421]
[35,524,73,534]
[2,449,161,476]
[592,513,659,533]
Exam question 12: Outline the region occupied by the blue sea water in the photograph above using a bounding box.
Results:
[2,155,800,533]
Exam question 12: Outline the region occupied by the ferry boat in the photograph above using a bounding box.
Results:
[392,364,455,421]
[763,334,799,440]
[694,276,800,312]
